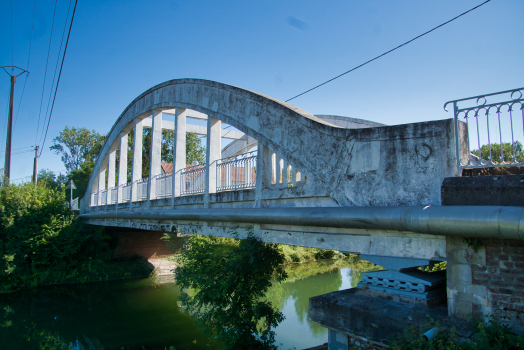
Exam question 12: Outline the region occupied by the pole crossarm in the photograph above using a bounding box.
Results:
[1,66,29,77]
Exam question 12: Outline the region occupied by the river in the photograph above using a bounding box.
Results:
[0,258,377,350]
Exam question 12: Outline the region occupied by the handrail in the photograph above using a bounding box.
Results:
[121,182,131,202]
[444,87,524,174]
[217,151,257,191]
[180,164,206,195]
[134,178,149,200]
[153,172,173,198]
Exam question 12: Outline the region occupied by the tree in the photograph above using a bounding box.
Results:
[37,169,67,191]
[175,230,287,350]
[471,141,524,164]
[50,126,106,172]
[126,129,206,179]
[67,161,94,202]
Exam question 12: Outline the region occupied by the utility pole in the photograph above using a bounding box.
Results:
[1,66,29,187]
[33,145,39,184]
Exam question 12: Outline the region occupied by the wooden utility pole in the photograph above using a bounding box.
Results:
[33,145,39,184]
[1,67,29,187]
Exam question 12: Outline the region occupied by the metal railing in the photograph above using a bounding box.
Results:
[100,189,108,205]
[136,178,149,200]
[445,87,524,174]
[154,172,173,198]
[109,187,117,204]
[92,192,98,206]
[122,182,131,202]
[180,164,206,195]
[217,151,257,191]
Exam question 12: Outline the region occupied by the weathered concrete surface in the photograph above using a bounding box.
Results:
[442,175,524,206]
[82,79,460,211]
[309,288,476,346]
[87,215,446,260]
[221,114,385,158]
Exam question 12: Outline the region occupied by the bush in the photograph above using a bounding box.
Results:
[389,320,524,350]
[0,182,111,290]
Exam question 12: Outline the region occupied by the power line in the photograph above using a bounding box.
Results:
[0,149,34,158]
[13,0,37,129]
[42,0,73,141]
[10,0,13,66]
[39,0,79,157]
[35,0,59,146]
[285,0,492,102]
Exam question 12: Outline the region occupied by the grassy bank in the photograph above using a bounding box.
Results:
[165,234,351,265]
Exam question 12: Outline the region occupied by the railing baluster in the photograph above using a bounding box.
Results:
[444,87,524,171]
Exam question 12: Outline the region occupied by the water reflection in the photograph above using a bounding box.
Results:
[0,278,209,350]
[0,258,378,350]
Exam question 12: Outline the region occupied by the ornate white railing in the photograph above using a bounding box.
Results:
[92,192,98,206]
[109,187,118,204]
[180,164,206,195]
[136,178,149,200]
[154,172,173,198]
[445,87,524,173]
[100,189,108,205]
[121,183,131,202]
[217,151,257,191]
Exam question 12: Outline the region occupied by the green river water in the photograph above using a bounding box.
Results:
[0,258,375,350]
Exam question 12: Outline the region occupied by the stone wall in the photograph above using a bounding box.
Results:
[447,236,524,333]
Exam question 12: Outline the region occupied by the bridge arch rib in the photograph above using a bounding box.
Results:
[82,78,459,212]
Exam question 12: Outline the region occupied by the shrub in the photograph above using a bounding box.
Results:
[389,320,524,350]
[0,182,109,290]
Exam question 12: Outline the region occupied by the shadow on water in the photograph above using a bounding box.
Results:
[0,258,379,350]
[0,277,209,350]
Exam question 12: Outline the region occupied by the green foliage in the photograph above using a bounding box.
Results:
[423,261,447,273]
[186,133,206,165]
[389,319,524,350]
[50,126,106,172]
[463,238,483,253]
[127,129,206,179]
[277,244,345,264]
[37,169,67,191]
[471,141,524,164]
[0,182,144,290]
[67,160,94,203]
[175,231,288,350]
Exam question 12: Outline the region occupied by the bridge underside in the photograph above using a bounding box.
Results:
[83,190,447,260]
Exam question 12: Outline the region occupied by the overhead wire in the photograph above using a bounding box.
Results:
[41,0,73,144]
[35,0,59,146]
[13,0,37,129]
[0,149,34,159]
[285,0,492,102]
[39,0,79,157]
[10,0,13,66]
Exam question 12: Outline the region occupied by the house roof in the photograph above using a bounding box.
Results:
[161,162,173,173]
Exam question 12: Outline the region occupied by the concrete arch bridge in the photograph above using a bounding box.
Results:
[81,80,524,345]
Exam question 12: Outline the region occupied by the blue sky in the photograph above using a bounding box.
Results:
[1,0,523,181]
